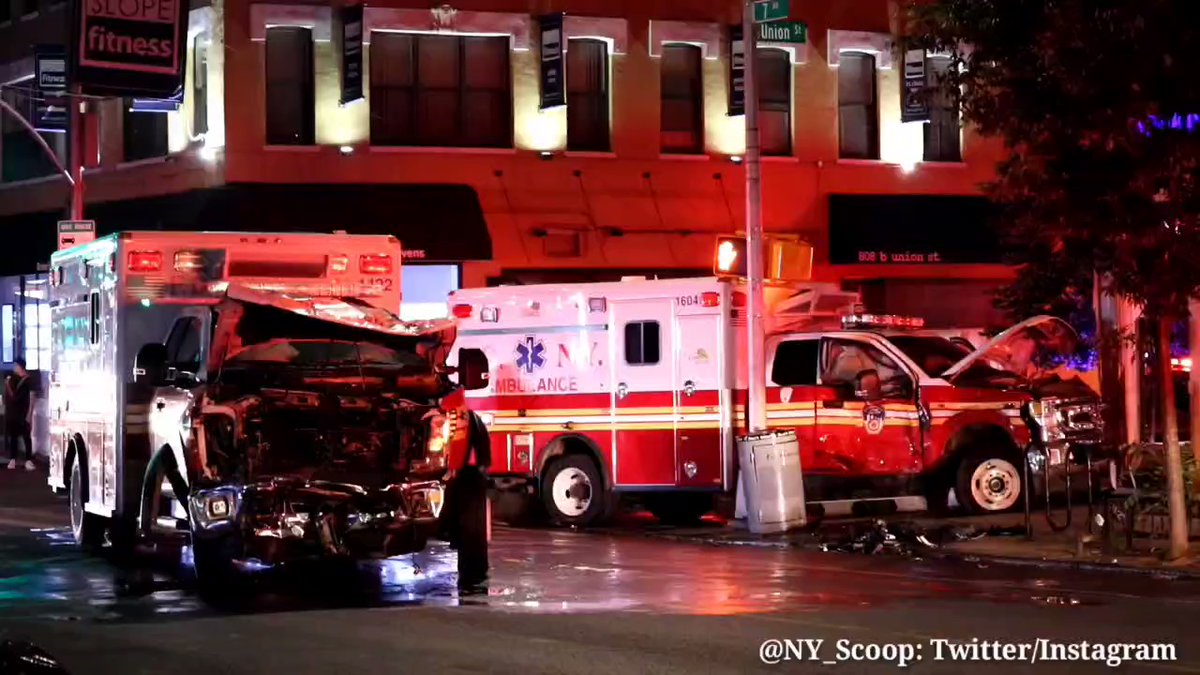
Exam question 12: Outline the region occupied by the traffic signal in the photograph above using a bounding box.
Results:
[714,236,747,276]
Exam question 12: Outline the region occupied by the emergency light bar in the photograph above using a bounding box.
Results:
[841,313,925,330]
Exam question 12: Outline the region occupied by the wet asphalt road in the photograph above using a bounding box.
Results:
[1,477,1199,673]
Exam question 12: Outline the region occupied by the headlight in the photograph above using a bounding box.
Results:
[426,413,450,454]
[1026,398,1066,444]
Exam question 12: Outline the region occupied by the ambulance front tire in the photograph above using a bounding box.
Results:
[954,446,1025,515]
[69,453,105,550]
[541,455,614,527]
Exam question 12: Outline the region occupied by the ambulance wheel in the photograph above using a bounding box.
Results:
[541,455,612,527]
[645,494,713,526]
[69,455,105,550]
[955,448,1024,514]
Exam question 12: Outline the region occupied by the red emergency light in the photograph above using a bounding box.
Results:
[451,303,473,319]
[359,254,393,274]
[128,251,163,273]
[731,291,747,308]
[701,292,720,307]
[329,255,349,273]
[841,313,925,330]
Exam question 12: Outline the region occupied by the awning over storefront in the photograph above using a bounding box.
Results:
[828,194,1000,265]
[0,183,492,274]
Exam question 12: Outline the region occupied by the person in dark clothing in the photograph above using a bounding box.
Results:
[440,410,491,593]
[5,359,33,471]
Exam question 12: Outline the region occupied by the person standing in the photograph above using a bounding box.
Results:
[5,359,34,471]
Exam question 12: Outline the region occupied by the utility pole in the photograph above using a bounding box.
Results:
[742,0,767,433]
[68,89,86,220]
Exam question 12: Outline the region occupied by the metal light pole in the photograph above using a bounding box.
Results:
[742,0,768,433]
[68,90,86,220]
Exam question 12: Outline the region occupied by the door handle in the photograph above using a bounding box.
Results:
[156,400,166,411]
[821,400,844,409]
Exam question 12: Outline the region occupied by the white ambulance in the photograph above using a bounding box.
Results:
[449,276,860,525]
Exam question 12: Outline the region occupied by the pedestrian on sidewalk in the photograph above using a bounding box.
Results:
[5,359,34,471]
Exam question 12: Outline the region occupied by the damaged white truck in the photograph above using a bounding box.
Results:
[47,231,491,592]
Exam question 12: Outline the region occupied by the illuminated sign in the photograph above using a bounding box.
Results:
[72,0,190,97]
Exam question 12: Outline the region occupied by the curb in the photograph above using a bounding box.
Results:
[628,527,1200,581]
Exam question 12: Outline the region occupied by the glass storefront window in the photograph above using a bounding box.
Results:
[1,304,12,363]
[23,302,50,371]
[400,265,459,321]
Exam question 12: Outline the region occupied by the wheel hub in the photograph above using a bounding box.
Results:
[970,458,1020,511]
[551,468,592,517]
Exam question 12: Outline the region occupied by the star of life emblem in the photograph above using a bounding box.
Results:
[515,336,546,374]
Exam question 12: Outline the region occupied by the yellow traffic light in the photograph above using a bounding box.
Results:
[714,236,746,276]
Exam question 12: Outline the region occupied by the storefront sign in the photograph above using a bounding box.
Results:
[34,46,68,132]
[728,25,746,116]
[72,0,190,97]
[538,13,565,109]
[828,194,1000,265]
[901,48,930,123]
[338,3,364,105]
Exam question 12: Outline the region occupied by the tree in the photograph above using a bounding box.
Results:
[908,0,1200,559]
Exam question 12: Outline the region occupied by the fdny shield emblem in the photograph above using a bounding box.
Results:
[863,405,886,435]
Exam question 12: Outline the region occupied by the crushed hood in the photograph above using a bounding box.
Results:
[208,285,457,372]
[942,315,1078,383]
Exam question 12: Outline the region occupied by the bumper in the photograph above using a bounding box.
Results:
[190,477,447,565]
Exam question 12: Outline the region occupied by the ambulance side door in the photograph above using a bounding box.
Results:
[610,298,676,487]
[816,337,922,476]
[674,309,723,488]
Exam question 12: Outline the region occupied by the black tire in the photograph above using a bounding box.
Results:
[452,466,489,589]
[540,455,613,527]
[191,533,248,603]
[69,454,106,550]
[645,493,714,526]
[955,447,1025,515]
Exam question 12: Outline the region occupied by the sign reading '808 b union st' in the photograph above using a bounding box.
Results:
[78,0,186,76]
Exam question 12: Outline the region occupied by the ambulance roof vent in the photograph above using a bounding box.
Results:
[620,276,647,282]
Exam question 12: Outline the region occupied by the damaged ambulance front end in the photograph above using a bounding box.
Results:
[186,287,488,576]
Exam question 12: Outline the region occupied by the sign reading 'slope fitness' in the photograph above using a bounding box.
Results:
[72,0,189,97]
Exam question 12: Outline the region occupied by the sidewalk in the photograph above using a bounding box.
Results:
[613,506,1200,580]
[0,464,68,530]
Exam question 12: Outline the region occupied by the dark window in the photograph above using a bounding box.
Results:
[771,339,818,386]
[20,0,36,16]
[1,83,66,182]
[757,48,791,156]
[923,57,961,162]
[369,33,512,148]
[122,104,169,161]
[193,36,209,136]
[265,26,315,145]
[624,321,661,365]
[165,317,203,373]
[89,292,100,344]
[0,0,10,21]
[567,38,609,152]
[660,44,703,154]
[838,52,879,159]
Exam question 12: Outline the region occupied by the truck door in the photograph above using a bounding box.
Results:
[610,298,676,487]
[766,338,826,471]
[674,311,723,488]
[815,337,922,476]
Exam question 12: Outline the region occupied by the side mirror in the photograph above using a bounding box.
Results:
[133,343,169,387]
[457,348,490,391]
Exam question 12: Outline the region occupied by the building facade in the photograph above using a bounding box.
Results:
[0,0,1012,348]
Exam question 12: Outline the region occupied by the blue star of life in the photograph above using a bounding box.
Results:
[516,336,546,374]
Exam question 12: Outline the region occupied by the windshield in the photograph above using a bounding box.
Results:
[887,336,972,377]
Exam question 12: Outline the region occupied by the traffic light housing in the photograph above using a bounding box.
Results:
[713,234,813,281]
[714,236,747,276]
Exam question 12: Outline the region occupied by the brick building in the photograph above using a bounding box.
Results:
[0,0,1012,338]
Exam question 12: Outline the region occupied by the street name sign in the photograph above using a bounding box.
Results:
[753,0,789,24]
[757,21,806,44]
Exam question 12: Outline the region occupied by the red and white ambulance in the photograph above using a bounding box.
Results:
[450,276,1104,526]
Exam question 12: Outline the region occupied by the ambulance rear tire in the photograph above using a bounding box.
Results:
[955,448,1024,514]
[69,454,105,550]
[541,455,612,527]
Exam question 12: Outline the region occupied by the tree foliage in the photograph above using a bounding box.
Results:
[907,0,1200,318]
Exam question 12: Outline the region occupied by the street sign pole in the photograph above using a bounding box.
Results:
[744,0,767,433]
[68,89,86,221]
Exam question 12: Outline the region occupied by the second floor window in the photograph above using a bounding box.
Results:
[757,48,791,156]
[123,104,169,161]
[923,56,961,162]
[660,43,703,154]
[370,33,512,148]
[567,38,610,152]
[837,51,879,160]
[265,26,315,146]
[193,36,209,136]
